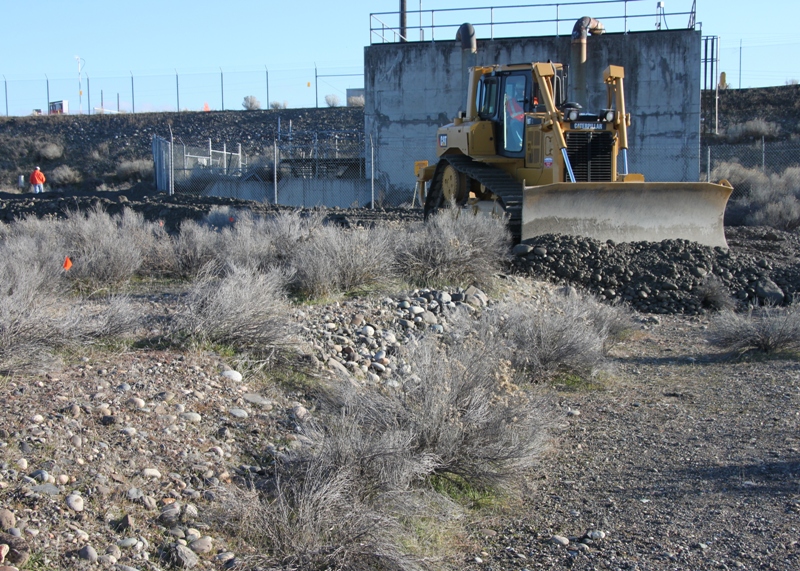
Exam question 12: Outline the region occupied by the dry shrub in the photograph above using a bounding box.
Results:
[314,332,553,493]
[484,291,627,381]
[175,264,296,357]
[242,95,261,110]
[711,161,769,196]
[772,166,800,195]
[36,141,63,160]
[60,206,143,287]
[261,210,326,268]
[347,95,365,107]
[216,462,413,571]
[116,159,154,181]
[291,224,396,297]
[391,336,552,491]
[172,219,222,278]
[0,235,73,371]
[746,194,800,231]
[325,94,341,108]
[270,101,288,110]
[695,275,737,311]
[397,209,510,288]
[715,162,800,230]
[49,165,82,186]
[217,331,552,569]
[72,295,141,340]
[213,211,282,273]
[725,119,781,142]
[201,205,244,229]
[708,304,800,354]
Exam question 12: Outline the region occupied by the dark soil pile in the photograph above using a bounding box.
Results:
[512,226,800,314]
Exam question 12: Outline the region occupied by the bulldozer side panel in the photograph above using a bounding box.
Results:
[436,125,471,157]
[468,121,497,156]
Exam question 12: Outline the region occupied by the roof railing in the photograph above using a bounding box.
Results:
[370,0,698,44]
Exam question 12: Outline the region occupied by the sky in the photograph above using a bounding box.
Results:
[1,0,797,116]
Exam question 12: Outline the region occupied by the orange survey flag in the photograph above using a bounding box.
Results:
[63,256,73,271]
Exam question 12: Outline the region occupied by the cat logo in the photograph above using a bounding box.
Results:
[439,134,448,147]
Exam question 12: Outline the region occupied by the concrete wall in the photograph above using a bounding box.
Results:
[204,179,375,208]
[364,29,701,195]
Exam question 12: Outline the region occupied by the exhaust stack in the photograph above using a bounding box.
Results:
[399,0,407,42]
[457,24,477,117]
[570,17,604,105]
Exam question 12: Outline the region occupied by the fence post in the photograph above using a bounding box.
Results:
[169,125,174,196]
[707,146,711,182]
[370,135,375,210]
[130,72,135,113]
[762,136,766,173]
[273,139,278,204]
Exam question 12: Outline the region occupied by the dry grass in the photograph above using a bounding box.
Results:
[708,304,800,353]
[116,159,154,181]
[60,206,144,287]
[36,141,63,161]
[713,162,800,230]
[725,119,781,142]
[216,324,554,569]
[695,275,737,311]
[173,264,296,357]
[396,210,510,288]
[291,224,397,297]
[49,165,82,186]
[216,464,415,571]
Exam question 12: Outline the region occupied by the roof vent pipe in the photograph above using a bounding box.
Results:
[570,17,604,106]
[456,23,477,53]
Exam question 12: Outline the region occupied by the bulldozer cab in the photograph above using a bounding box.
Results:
[476,66,566,159]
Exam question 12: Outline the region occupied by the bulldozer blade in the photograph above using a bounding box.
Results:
[521,182,732,248]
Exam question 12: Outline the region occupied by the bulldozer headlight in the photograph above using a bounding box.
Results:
[604,109,616,122]
[567,109,579,122]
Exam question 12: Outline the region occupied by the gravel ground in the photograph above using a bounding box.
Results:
[1,192,800,570]
[462,313,800,571]
[1,281,799,571]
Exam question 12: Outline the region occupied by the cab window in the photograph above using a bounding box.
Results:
[477,78,498,119]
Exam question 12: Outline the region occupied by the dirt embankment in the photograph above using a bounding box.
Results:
[0,107,364,190]
[701,84,800,140]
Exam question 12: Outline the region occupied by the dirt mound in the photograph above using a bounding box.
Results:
[0,107,363,190]
[702,84,800,139]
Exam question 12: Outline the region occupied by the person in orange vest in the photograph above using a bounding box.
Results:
[30,166,46,194]
[505,82,526,151]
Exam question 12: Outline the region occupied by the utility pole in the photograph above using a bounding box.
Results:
[739,40,742,88]
[75,56,85,113]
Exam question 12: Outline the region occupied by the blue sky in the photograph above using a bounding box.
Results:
[1,0,797,116]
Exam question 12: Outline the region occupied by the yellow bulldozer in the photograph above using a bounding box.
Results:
[415,60,732,248]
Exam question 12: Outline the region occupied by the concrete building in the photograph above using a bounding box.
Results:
[364,28,702,205]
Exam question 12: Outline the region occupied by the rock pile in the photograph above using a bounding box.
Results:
[298,284,506,386]
[511,226,800,314]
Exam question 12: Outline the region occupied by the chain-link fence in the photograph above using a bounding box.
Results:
[701,140,800,201]
[155,130,800,209]
[154,130,418,208]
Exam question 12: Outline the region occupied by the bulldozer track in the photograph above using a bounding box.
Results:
[423,154,524,241]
